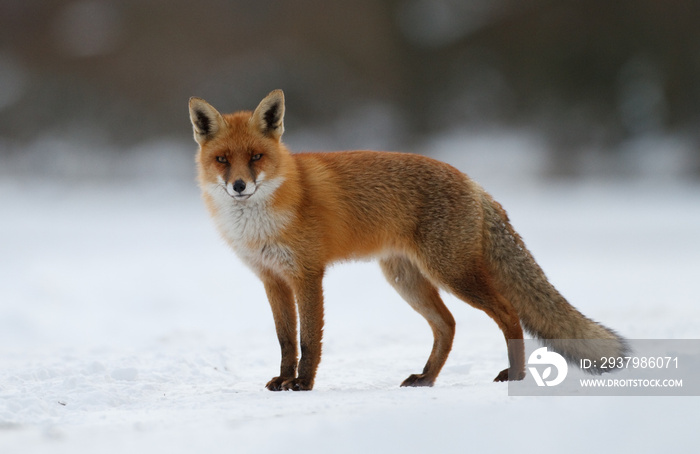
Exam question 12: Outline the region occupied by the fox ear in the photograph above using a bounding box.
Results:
[251,89,285,140]
[189,97,225,145]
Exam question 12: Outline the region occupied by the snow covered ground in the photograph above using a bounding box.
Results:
[1,164,699,453]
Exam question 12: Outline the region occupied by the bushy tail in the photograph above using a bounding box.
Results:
[481,194,628,373]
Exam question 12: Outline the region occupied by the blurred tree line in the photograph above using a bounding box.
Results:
[1,0,699,176]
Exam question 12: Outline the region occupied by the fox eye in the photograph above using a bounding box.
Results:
[216,156,228,164]
[251,154,263,162]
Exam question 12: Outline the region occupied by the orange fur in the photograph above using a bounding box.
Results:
[189,90,627,391]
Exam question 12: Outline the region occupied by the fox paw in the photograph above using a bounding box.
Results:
[265,376,290,391]
[400,373,435,387]
[493,367,526,382]
[265,376,313,391]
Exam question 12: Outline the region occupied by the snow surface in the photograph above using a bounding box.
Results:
[1,171,699,453]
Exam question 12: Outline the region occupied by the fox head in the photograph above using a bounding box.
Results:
[189,90,290,202]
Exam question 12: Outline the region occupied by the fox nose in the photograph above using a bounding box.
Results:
[232,179,247,194]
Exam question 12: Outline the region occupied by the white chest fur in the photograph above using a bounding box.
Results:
[205,179,295,273]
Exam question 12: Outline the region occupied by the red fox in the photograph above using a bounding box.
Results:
[189,90,627,391]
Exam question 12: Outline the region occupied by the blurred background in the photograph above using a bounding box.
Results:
[1,0,700,181]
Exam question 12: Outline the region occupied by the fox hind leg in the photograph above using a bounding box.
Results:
[380,256,456,387]
[445,269,526,382]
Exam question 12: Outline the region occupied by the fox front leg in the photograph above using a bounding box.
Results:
[279,272,325,391]
[262,274,299,391]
